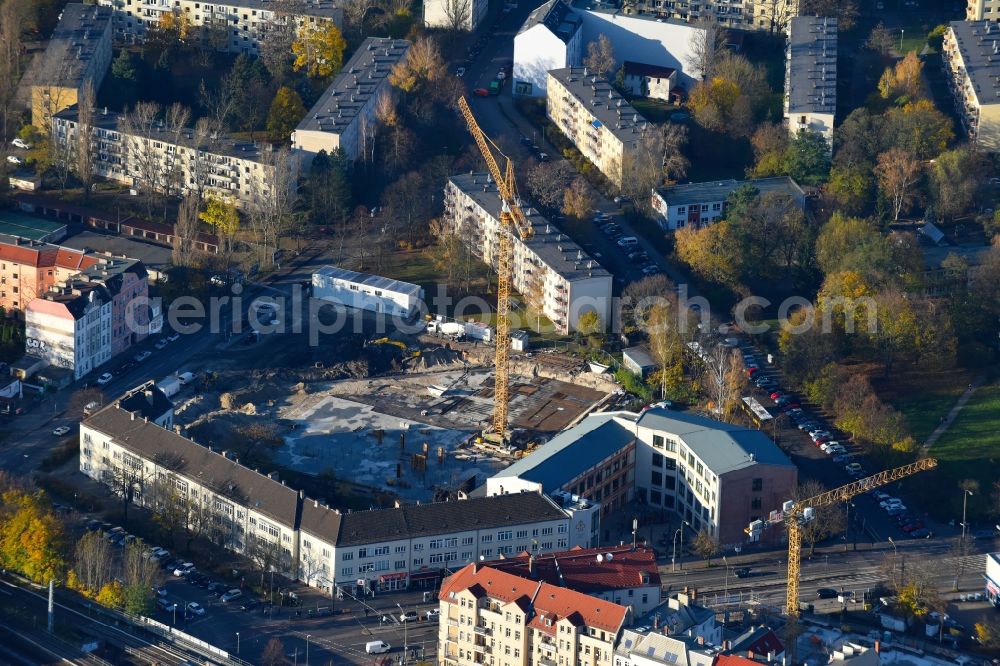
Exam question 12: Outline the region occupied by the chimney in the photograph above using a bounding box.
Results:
[394,499,402,508]
[697,636,705,646]
[748,651,755,661]
[299,489,305,500]
[768,651,776,662]
[874,641,880,654]
[314,499,319,508]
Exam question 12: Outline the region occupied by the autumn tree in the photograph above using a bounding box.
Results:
[783,130,830,185]
[700,345,744,415]
[0,490,67,584]
[292,22,347,78]
[750,122,789,176]
[583,35,616,78]
[675,222,741,288]
[122,540,159,615]
[200,195,240,253]
[0,0,28,140]
[878,52,923,103]
[267,86,306,140]
[646,300,687,400]
[562,177,595,221]
[156,10,192,41]
[389,36,446,94]
[688,77,740,132]
[262,638,287,666]
[172,196,201,267]
[874,148,921,221]
[929,147,988,222]
[72,530,113,594]
[691,530,719,565]
[883,100,953,160]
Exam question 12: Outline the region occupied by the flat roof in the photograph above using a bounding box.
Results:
[623,346,656,369]
[654,177,805,208]
[548,67,652,144]
[295,38,409,136]
[491,413,635,488]
[0,212,67,241]
[448,172,611,282]
[54,106,274,163]
[786,16,837,115]
[29,3,111,89]
[635,408,794,475]
[313,265,422,298]
[60,230,173,271]
[948,20,1000,106]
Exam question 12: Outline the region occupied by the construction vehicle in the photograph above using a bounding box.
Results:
[457,96,533,440]
[746,457,937,621]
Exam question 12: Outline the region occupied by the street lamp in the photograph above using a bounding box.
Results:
[397,603,408,664]
[236,632,240,655]
[900,29,904,53]
[305,634,311,666]
[632,517,638,549]
[723,555,729,601]
[961,488,974,541]
[671,521,690,572]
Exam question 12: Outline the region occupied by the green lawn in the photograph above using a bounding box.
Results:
[894,385,967,443]
[921,382,1000,522]
[898,27,928,56]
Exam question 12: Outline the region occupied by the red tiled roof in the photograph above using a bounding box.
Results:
[482,544,660,594]
[717,655,765,666]
[440,563,629,636]
[0,239,95,270]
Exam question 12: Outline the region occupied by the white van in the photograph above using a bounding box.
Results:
[617,236,638,248]
[365,640,391,654]
[177,372,196,385]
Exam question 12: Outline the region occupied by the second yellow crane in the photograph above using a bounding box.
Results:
[457,96,534,440]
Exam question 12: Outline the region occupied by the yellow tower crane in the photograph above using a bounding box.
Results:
[457,96,534,439]
[757,457,938,620]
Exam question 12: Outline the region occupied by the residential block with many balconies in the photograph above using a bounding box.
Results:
[52,105,292,210]
[616,0,799,31]
[439,562,629,666]
[546,67,652,189]
[96,0,342,56]
[784,16,837,149]
[943,20,1000,151]
[443,172,612,335]
[968,0,1000,21]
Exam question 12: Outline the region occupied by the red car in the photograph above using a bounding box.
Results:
[902,521,924,533]
[746,367,760,378]
[473,88,489,97]
[770,391,783,400]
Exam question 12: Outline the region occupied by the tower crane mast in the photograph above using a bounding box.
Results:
[457,96,534,439]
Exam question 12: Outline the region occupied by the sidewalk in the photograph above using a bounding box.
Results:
[920,375,985,453]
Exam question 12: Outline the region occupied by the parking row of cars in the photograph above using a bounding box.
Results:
[597,217,662,277]
[91,332,180,386]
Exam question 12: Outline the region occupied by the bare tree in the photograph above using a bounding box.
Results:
[753,0,795,33]
[173,195,201,267]
[583,35,616,78]
[621,124,689,213]
[687,14,727,81]
[0,0,27,140]
[76,81,96,201]
[441,0,472,31]
[247,146,298,267]
[701,345,744,416]
[73,530,114,593]
[162,103,192,199]
[691,530,720,564]
[874,148,921,221]
[794,480,847,556]
[118,101,164,218]
[187,117,215,203]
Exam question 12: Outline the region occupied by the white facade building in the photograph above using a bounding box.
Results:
[25,283,112,380]
[423,0,488,31]
[292,38,410,163]
[651,177,806,231]
[444,172,612,335]
[622,62,677,102]
[513,0,703,98]
[311,265,423,318]
[785,16,837,148]
[96,0,342,56]
[80,398,582,596]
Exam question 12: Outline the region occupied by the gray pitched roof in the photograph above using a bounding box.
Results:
[635,409,793,475]
[786,16,837,115]
[83,407,302,528]
[30,4,112,89]
[517,0,581,42]
[547,67,652,144]
[116,381,172,422]
[300,499,343,543]
[335,493,567,546]
[491,413,636,488]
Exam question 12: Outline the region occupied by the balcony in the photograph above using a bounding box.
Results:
[474,624,491,636]
[539,657,557,666]
[537,639,556,654]
[446,616,459,627]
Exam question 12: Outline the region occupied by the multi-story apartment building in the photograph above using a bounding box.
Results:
[444,173,612,335]
[24,256,150,379]
[481,544,662,615]
[968,0,1000,21]
[622,0,799,32]
[423,0,489,31]
[547,68,652,188]
[81,397,590,596]
[53,106,291,210]
[784,16,837,148]
[439,562,629,666]
[651,176,805,231]
[943,21,1000,151]
[292,38,410,163]
[25,282,112,379]
[96,0,342,56]
[490,408,797,546]
[0,235,97,312]
[514,0,704,98]
[28,4,113,129]
[488,413,636,521]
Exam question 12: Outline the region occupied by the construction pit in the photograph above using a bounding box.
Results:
[178,330,616,503]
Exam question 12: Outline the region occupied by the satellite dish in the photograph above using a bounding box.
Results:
[606,553,614,561]
[596,554,604,563]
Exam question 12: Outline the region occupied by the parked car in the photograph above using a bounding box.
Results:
[455,67,466,77]
[734,567,752,578]
[816,588,838,599]
[96,372,114,386]
[845,462,863,475]
[901,521,924,533]
[240,598,259,611]
[186,602,206,616]
[12,138,31,150]
[52,425,71,437]
[207,582,226,595]
[220,589,243,602]
[426,608,441,620]
[134,351,151,363]
[157,598,177,612]
[400,610,418,622]
[879,498,902,509]
[910,528,931,538]
[173,562,195,577]
[154,338,169,350]
[366,641,391,655]
[886,505,908,516]
[6,154,23,165]
[166,333,180,343]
